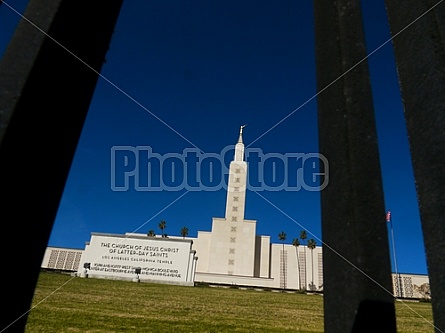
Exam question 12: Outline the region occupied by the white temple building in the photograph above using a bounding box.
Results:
[41,127,430,297]
[191,126,322,290]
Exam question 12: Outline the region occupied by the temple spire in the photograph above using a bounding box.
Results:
[234,125,246,161]
[238,124,246,143]
[225,126,248,222]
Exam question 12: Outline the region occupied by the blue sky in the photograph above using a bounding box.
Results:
[1,1,426,275]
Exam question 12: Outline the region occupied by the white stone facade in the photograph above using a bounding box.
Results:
[42,243,429,298]
[194,235,323,291]
[41,246,83,271]
[392,273,430,299]
[76,233,197,286]
[192,128,324,290]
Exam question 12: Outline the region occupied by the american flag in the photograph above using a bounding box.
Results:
[386,210,391,222]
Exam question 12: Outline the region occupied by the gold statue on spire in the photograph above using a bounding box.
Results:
[240,124,247,135]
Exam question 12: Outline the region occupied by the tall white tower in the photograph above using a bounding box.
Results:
[207,126,257,276]
[225,125,247,222]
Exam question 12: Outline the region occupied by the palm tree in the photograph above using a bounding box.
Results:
[278,231,287,290]
[300,230,307,290]
[307,238,317,291]
[180,226,189,239]
[292,238,301,290]
[158,220,166,238]
[147,230,156,237]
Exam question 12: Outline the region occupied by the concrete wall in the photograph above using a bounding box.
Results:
[41,246,83,271]
[77,233,196,286]
[268,244,323,291]
[392,273,430,299]
[207,218,256,276]
[254,235,271,278]
[41,240,430,299]
[194,241,324,291]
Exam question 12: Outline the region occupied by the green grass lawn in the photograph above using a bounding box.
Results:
[22,271,434,333]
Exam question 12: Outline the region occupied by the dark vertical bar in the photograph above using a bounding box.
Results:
[0,0,123,331]
[314,1,396,332]
[0,0,61,142]
[385,1,445,331]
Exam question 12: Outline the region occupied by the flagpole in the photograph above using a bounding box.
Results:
[388,210,402,298]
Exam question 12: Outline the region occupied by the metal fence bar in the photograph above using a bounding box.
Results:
[0,1,123,331]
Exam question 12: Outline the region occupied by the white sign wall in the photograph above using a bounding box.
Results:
[78,233,196,285]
